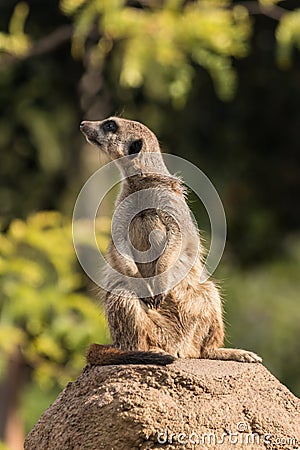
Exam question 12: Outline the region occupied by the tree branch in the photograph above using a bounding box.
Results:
[0,24,73,69]
[28,24,73,57]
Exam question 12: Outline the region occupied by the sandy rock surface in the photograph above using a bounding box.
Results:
[24,359,300,449]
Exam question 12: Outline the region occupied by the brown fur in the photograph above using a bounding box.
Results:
[87,344,174,366]
[80,117,262,365]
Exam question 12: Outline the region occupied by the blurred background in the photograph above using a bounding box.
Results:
[0,1,299,448]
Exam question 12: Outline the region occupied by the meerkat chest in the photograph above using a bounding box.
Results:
[129,209,167,277]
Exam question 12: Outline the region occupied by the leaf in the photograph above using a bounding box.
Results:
[0,2,31,57]
[0,211,111,390]
[276,9,300,69]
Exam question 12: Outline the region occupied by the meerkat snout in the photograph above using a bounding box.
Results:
[80,121,93,132]
[80,121,99,144]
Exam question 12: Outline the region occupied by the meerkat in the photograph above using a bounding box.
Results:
[80,117,262,366]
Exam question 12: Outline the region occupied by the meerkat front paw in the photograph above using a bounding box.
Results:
[226,348,262,363]
[142,296,156,309]
[236,350,262,363]
[205,347,262,363]
[153,293,165,308]
[142,294,165,309]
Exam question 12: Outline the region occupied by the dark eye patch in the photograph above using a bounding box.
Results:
[102,120,118,133]
[128,139,143,155]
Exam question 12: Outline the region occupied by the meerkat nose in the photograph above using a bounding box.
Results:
[80,121,92,134]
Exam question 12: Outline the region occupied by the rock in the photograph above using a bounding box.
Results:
[24,360,300,450]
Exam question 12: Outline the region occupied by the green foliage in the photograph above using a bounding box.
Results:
[0,54,80,225]
[0,211,110,389]
[0,442,10,450]
[219,238,300,396]
[2,1,300,105]
[62,0,252,103]
[0,2,30,57]
[276,8,300,68]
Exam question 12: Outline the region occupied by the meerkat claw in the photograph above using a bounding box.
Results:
[142,297,156,309]
[153,294,164,309]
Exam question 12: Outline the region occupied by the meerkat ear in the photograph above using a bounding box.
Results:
[128,138,143,155]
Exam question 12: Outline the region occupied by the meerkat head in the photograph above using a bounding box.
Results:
[80,116,169,176]
[80,117,161,158]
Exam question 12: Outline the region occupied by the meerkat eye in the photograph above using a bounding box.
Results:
[102,120,118,133]
[128,139,143,155]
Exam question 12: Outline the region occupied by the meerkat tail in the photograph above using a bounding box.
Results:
[86,344,175,366]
